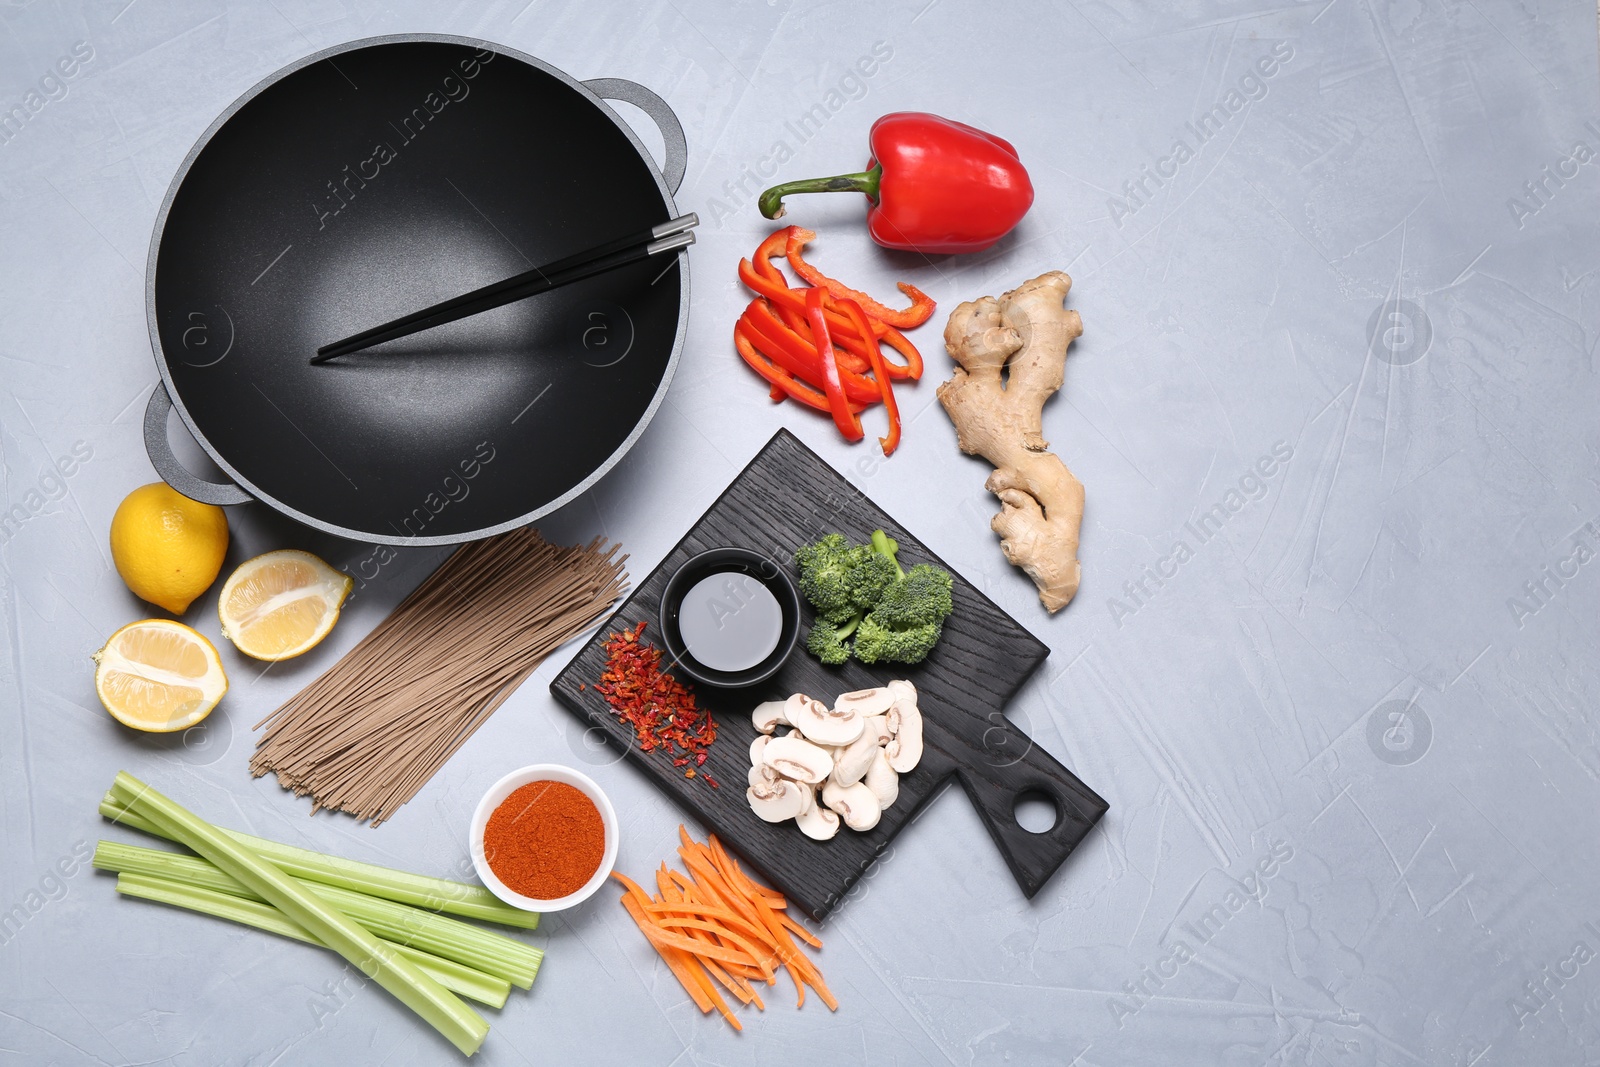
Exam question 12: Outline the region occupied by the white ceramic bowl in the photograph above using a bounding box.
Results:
[469,764,619,912]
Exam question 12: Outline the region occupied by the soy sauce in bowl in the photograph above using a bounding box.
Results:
[659,548,799,688]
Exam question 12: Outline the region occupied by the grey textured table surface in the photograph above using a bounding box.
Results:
[3,1,1599,1064]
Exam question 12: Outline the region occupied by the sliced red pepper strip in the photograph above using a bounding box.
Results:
[744,236,925,379]
[742,300,880,404]
[732,321,831,414]
[752,230,811,337]
[822,322,885,377]
[742,251,915,363]
[738,260,884,378]
[822,316,916,381]
[753,228,792,273]
[807,288,863,441]
[785,227,936,329]
[744,299,880,398]
[875,324,923,380]
[741,257,849,332]
[733,319,865,415]
[739,259,876,356]
[835,295,901,456]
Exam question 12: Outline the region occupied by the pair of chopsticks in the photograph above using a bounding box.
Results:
[312,213,698,363]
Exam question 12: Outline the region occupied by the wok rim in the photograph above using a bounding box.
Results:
[144,32,690,546]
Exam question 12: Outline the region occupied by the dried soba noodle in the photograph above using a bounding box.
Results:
[251,528,627,825]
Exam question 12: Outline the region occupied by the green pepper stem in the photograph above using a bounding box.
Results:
[758,164,883,219]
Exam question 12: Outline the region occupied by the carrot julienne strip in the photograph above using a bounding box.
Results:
[651,919,775,977]
[708,837,788,905]
[642,901,777,948]
[617,890,713,1013]
[776,911,822,949]
[709,837,837,1010]
[614,830,833,1031]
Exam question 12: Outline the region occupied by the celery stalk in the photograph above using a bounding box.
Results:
[95,841,540,988]
[115,873,511,1009]
[99,795,537,929]
[108,772,489,1057]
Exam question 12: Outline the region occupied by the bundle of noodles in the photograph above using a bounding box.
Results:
[251,528,627,825]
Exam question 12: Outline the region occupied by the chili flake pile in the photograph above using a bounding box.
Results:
[594,621,720,787]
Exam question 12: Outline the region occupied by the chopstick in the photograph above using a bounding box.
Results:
[312,213,698,364]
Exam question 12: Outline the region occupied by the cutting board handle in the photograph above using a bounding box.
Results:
[935,717,1107,899]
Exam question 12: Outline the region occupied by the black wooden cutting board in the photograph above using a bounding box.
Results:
[549,429,1106,920]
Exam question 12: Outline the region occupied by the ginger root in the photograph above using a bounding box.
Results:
[937,272,1084,613]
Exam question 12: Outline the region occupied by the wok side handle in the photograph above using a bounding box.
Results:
[584,78,687,195]
[143,383,252,506]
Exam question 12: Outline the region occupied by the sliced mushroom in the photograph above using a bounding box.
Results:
[830,729,881,787]
[794,780,816,816]
[747,759,778,788]
[862,714,890,745]
[835,687,895,718]
[747,778,808,822]
[782,692,816,727]
[752,700,789,734]
[761,734,834,784]
[887,679,917,706]
[796,802,840,841]
[749,734,770,765]
[885,700,923,773]
[822,779,882,832]
[864,748,899,809]
[792,694,864,746]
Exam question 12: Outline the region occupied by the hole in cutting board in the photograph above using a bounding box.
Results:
[1013,789,1059,834]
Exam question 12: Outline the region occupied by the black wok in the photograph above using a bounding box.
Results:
[142,34,689,545]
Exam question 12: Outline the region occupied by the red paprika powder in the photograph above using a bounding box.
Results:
[483,780,605,899]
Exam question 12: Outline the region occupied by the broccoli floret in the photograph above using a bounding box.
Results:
[853,616,944,665]
[795,529,954,665]
[794,533,897,624]
[804,618,853,665]
[855,564,953,664]
[869,564,954,630]
[847,551,899,612]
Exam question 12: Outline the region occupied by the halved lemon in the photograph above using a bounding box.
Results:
[93,619,228,732]
[218,549,352,661]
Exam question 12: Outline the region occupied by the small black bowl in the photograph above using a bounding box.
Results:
[658,547,800,688]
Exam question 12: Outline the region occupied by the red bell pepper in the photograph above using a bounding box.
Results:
[758,112,1034,254]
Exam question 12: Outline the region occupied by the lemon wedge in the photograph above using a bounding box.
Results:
[218,550,352,661]
[93,620,228,732]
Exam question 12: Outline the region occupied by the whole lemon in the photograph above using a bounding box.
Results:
[110,483,230,614]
